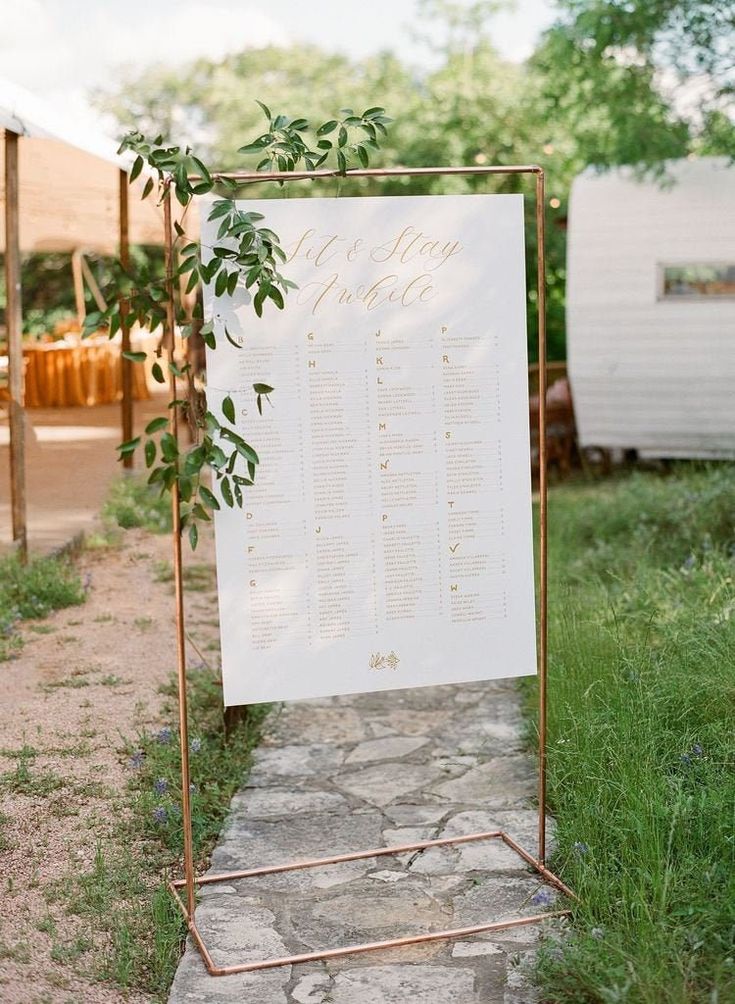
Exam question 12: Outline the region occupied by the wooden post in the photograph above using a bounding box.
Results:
[4,130,27,560]
[119,168,133,468]
[71,249,86,327]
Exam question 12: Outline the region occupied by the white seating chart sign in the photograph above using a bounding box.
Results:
[202,194,536,706]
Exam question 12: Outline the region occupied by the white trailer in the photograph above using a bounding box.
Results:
[566,157,735,459]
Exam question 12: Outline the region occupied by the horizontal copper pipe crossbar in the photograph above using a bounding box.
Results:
[169,829,574,976]
[206,164,543,184]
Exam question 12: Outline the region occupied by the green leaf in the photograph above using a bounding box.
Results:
[191,156,212,184]
[222,395,236,423]
[122,350,147,363]
[252,383,274,394]
[118,436,141,456]
[208,200,232,221]
[144,439,156,468]
[255,99,271,121]
[214,269,228,297]
[317,120,338,136]
[130,155,144,182]
[238,138,269,155]
[183,444,206,475]
[188,522,198,550]
[357,145,369,168]
[160,432,179,461]
[199,485,221,511]
[220,476,234,508]
[338,126,348,147]
[141,177,154,200]
[145,416,169,435]
[151,362,166,384]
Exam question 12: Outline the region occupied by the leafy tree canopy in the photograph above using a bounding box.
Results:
[535,0,735,164]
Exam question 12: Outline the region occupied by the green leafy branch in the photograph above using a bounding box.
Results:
[84,102,391,548]
[240,102,392,175]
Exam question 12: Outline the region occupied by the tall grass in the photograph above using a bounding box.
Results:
[533,465,735,1003]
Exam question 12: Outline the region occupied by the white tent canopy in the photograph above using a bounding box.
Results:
[0,78,196,252]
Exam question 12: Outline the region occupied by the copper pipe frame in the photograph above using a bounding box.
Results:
[119,169,134,469]
[167,830,574,976]
[163,163,563,976]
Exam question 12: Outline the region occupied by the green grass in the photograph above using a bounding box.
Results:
[56,666,269,998]
[101,475,172,534]
[529,464,735,1003]
[0,553,86,660]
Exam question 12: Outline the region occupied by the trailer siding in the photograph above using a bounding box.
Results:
[566,158,735,457]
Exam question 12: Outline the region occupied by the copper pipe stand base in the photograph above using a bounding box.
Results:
[168,829,575,977]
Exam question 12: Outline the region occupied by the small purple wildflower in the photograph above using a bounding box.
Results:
[152,805,167,824]
[692,743,703,758]
[531,887,554,908]
[190,737,202,754]
[154,778,168,795]
[682,554,696,571]
[189,783,198,793]
[83,572,93,591]
[156,726,173,744]
[590,927,604,940]
[573,841,589,856]
[680,753,692,765]
[128,750,145,769]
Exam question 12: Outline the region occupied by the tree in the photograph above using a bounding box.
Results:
[534,1,734,165]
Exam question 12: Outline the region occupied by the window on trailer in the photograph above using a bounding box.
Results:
[658,263,735,300]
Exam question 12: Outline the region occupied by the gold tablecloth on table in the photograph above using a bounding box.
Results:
[23,334,157,408]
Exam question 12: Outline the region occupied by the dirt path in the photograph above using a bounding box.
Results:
[0,525,219,1003]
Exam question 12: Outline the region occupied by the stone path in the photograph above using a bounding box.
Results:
[170,680,559,1003]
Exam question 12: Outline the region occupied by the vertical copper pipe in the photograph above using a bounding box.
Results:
[535,170,548,864]
[119,168,134,469]
[164,188,196,919]
[4,130,27,561]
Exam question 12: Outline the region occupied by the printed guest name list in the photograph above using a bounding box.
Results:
[202,194,536,706]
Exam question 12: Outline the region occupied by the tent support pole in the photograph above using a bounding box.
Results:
[119,168,133,468]
[4,130,27,560]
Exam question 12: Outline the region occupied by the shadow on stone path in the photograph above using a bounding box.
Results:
[169,679,560,1003]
